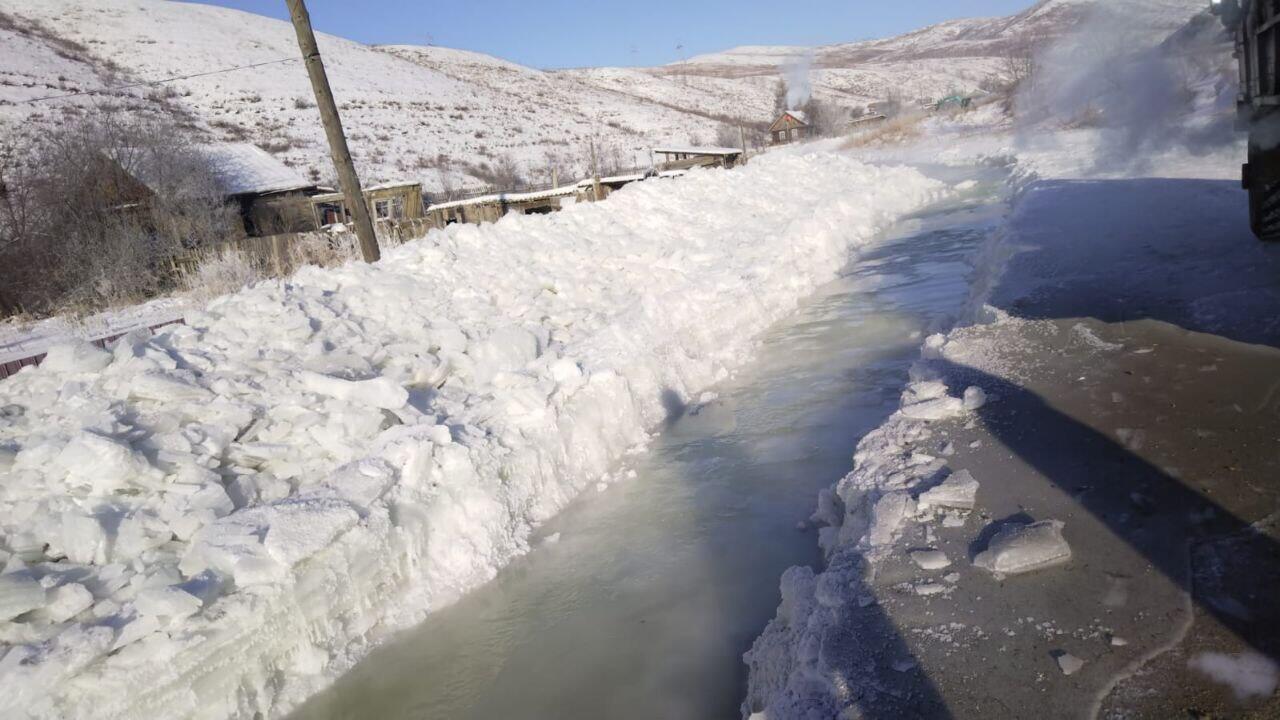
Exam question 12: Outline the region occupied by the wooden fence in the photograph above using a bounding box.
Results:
[0,318,186,381]
[169,217,440,279]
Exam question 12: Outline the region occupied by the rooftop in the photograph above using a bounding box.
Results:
[653,146,743,156]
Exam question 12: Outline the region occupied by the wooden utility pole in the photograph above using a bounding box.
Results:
[740,125,748,163]
[285,0,379,263]
[589,138,602,203]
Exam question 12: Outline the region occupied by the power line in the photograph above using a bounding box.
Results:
[16,57,299,105]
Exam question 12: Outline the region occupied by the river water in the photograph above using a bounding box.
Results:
[290,168,1006,720]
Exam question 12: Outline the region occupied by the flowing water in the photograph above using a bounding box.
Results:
[291,168,1006,720]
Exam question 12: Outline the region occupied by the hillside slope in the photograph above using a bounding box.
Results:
[0,0,1204,194]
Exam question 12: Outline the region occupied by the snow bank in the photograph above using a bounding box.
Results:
[0,152,944,719]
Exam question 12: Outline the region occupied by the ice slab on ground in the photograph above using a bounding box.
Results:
[917,469,979,510]
[974,520,1072,576]
[910,549,951,570]
[1056,652,1085,676]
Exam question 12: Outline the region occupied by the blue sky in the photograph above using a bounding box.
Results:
[194,1,1037,69]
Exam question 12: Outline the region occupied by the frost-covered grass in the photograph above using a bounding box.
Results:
[0,152,948,719]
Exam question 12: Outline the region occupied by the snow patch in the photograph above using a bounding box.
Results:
[1188,652,1280,701]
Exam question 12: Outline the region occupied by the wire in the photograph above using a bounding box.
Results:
[16,57,300,105]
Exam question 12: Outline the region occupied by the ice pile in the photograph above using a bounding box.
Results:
[898,379,987,421]
[0,152,945,719]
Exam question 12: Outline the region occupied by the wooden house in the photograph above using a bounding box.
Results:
[197,143,320,236]
[769,110,810,144]
[107,142,321,237]
[309,181,425,229]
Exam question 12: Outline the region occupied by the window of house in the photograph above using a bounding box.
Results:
[374,196,406,221]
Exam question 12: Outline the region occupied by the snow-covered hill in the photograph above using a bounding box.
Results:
[0,0,1205,194]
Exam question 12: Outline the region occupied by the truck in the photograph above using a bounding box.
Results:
[1215,0,1280,240]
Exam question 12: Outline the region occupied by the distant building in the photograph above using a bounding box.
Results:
[769,110,810,144]
[652,146,743,171]
[847,114,889,133]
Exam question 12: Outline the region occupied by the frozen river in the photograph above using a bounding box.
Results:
[290,169,1006,720]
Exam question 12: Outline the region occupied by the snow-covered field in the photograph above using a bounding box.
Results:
[0,152,954,720]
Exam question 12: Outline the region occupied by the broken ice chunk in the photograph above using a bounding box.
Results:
[962,386,987,411]
[901,397,964,421]
[1056,652,1085,676]
[40,583,94,624]
[974,520,1072,576]
[910,550,952,570]
[60,511,109,566]
[298,371,408,409]
[921,334,947,360]
[129,372,212,402]
[0,573,46,621]
[918,470,979,511]
[57,430,161,495]
[112,614,160,650]
[40,342,112,374]
[915,582,947,596]
[314,459,394,516]
[866,492,917,548]
[133,586,202,619]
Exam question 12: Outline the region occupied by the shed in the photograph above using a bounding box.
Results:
[847,114,889,133]
[769,110,810,145]
[198,143,319,236]
[652,146,743,171]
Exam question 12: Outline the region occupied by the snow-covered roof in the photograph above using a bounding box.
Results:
[364,181,422,192]
[653,146,743,156]
[199,143,315,197]
[783,110,809,124]
[575,173,646,188]
[427,185,577,211]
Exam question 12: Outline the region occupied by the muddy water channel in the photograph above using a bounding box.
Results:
[291,169,1006,720]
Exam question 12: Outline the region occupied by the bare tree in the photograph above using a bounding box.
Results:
[0,106,237,317]
[1001,36,1038,94]
[715,124,742,149]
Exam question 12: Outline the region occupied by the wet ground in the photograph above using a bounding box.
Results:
[288,175,1007,720]
[807,176,1280,719]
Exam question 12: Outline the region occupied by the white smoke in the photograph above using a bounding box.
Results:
[1016,4,1237,169]
[783,51,814,109]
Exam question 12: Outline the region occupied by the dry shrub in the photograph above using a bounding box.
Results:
[183,247,264,301]
[0,106,238,317]
[288,230,359,269]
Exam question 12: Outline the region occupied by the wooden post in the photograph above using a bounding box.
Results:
[285,0,379,263]
[589,138,602,203]
[552,167,558,190]
[270,234,288,276]
[740,125,748,164]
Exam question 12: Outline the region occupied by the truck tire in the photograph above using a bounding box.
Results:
[1247,143,1280,241]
